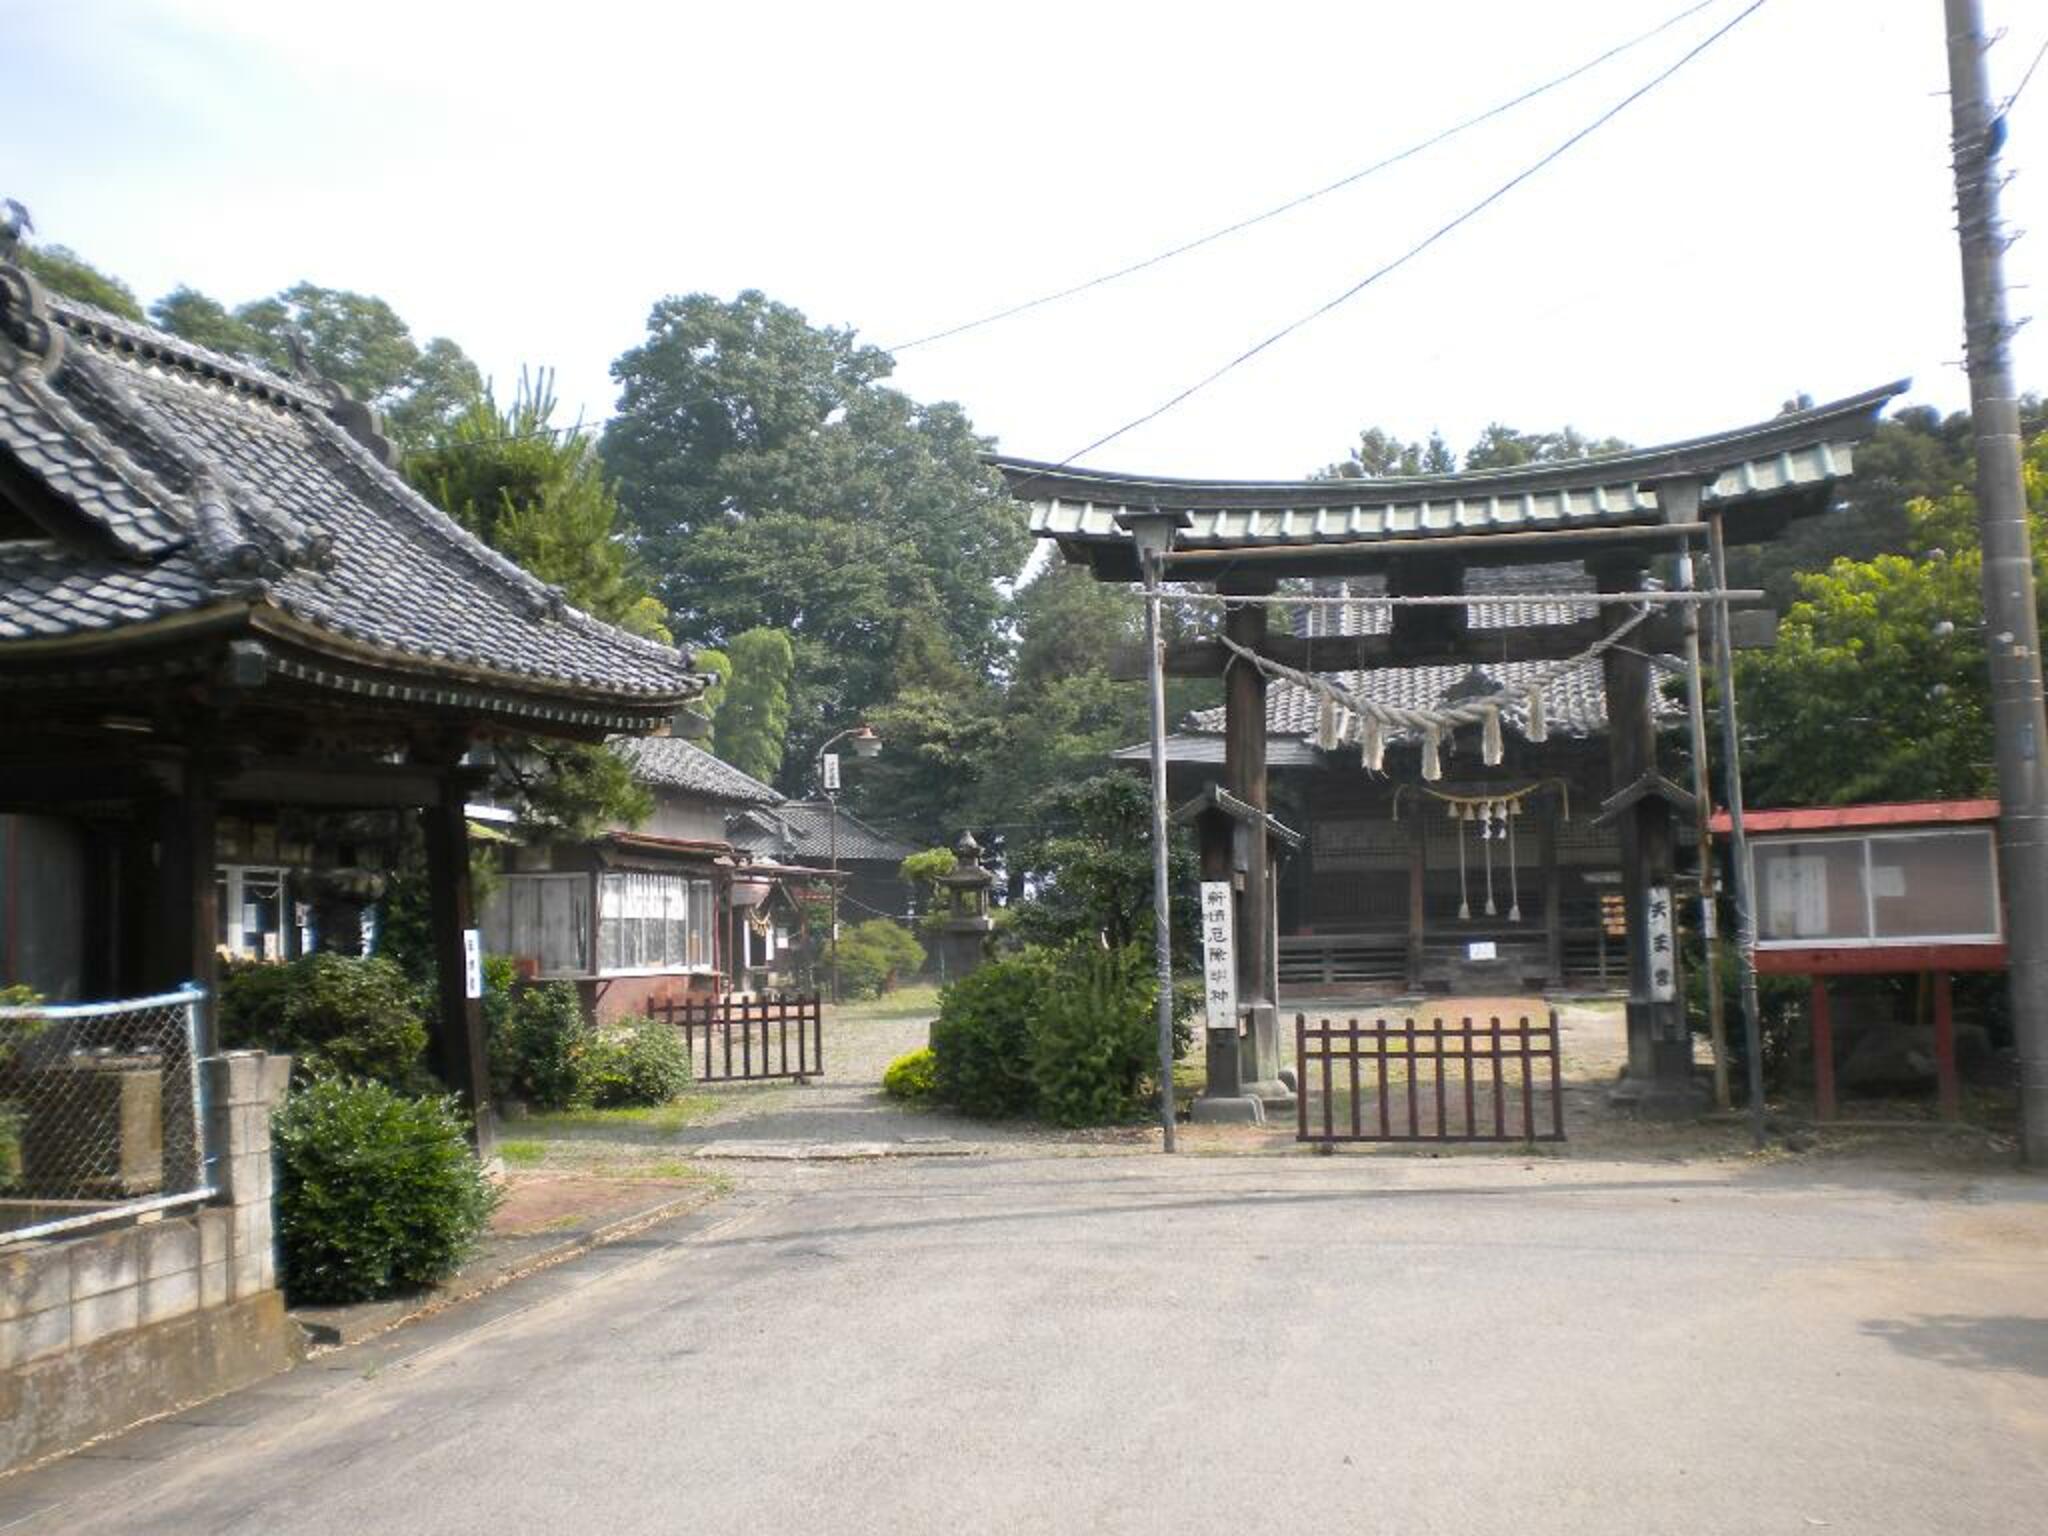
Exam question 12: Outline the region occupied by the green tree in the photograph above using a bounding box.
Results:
[406,370,668,642]
[149,285,265,356]
[1737,430,2048,807]
[602,290,1029,775]
[1320,425,1455,479]
[233,282,482,448]
[17,243,143,319]
[1007,775,1197,958]
[712,626,796,784]
[1462,423,1629,471]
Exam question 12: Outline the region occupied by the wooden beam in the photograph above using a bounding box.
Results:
[1113,615,1694,679]
[218,759,452,809]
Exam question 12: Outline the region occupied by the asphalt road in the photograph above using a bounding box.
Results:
[12,1152,2048,1535]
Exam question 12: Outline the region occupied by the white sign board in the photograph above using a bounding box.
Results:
[462,928,484,1000]
[1199,881,1237,1033]
[821,752,841,792]
[1644,884,1677,1002]
[1467,940,1497,961]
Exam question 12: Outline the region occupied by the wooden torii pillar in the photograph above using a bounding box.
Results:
[1220,579,1293,1106]
[1592,555,1698,1110]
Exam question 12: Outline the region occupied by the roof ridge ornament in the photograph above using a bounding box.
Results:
[279,327,401,469]
[0,216,68,376]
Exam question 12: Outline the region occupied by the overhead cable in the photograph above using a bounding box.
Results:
[883,0,1732,354]
[1049,0,1771,474]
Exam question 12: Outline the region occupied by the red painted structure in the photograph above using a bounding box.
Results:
[1709,800,2004,1119]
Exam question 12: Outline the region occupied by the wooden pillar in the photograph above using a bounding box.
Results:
[1223,581,1285,1095]
[1198,813,1242,1099]
[127,751,220,1053]
[1933,970,1960,1119]
[1406,809,1427,992]
[422,773,495,1155]
[1595,558,1692,1106]
[1540,808,1564,990]
[1810,975,1836,1121]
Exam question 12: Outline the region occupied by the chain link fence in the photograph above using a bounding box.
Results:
[0,987,211,1244]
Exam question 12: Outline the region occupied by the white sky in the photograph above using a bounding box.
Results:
[5,0,2046,480]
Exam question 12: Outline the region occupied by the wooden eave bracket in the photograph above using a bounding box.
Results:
[1594,772,1699,827]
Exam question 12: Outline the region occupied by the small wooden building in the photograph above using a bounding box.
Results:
[478,734,817,1017]
[0,252,704,1140]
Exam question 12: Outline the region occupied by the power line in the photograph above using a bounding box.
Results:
[1047,0,1771,475]
[882,0,1731,354]
[2002,33,2048,116]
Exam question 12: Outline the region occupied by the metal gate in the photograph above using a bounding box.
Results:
[646,993,822,1083]
[1295,1011,1565,1146]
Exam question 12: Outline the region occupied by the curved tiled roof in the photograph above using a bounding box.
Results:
[613,735,783,806]
[729,801,917,865]
[998,382,1904,560]
[0,260,700,719]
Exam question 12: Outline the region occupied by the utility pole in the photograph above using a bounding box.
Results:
[1678,543,1732,1112]
[1945,0,2048,1166]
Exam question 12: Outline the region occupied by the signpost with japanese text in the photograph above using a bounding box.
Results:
[1199,881,1237,1034]
[1645,883,1676,1003]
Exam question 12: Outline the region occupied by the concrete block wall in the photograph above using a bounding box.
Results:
[0,1049,300,1473]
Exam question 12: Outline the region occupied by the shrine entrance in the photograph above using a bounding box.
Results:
[997,382,1904,1120]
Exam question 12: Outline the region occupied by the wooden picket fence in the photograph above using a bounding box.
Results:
[645,993,823,1083]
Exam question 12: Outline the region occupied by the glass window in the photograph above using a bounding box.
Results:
[481,874,590,975]
[1869,830,1999,940]
[1756,839,1867,942]
[597,872,711,975]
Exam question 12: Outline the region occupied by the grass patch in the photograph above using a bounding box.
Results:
[498,1139,548,1168]
[519,1092,726,1139]
[833,982,941,1022]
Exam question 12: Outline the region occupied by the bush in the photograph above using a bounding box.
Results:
[219,954,430,1090]
[882,1046,938,1103]
[493,981,585,1111]
[929,951,1052,1118]
[1030,947,1159,1126]
[834,919,926,1000]
[580,1018,693,1108]
[272,1077,499,1304]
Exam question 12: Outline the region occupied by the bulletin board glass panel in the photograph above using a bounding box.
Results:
[1756,839,1867,942]
[1869,829,1999,941]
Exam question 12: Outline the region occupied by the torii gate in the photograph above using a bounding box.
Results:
[994,383,1905,1115]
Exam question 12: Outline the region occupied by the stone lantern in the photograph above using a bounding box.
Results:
[936,831,996,978]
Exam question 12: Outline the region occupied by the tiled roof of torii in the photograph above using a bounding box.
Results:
[996,382,1906,576]
[0,257,702,727]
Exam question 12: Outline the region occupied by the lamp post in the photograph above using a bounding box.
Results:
[1118,506,1191,1153]
[816,723,881,1003]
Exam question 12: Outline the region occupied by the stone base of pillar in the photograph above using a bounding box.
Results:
[1190,1095,1267,1125]
[1241,1079,1297,1113]
[1606,1069,1709,1119]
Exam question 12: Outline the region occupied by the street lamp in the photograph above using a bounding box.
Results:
[1117,505,1190,1154]
[816,724,882,1003]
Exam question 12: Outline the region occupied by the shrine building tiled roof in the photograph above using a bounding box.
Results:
[0,255,701,730]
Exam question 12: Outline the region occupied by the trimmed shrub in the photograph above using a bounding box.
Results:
[882,1046,938,1103]
[219,954,430,1090]
[495,981,585,1111]
[581,1017,693,1108]
[929,952,1051,1118]
[272,1078,499,1304]
[834,919,926,1000]
[1029,947,1158,1126]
